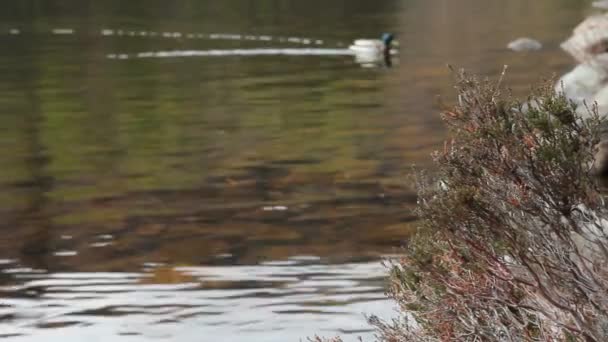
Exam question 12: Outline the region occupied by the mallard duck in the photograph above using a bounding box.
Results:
[349,33,395,55]
[349,33,396,67]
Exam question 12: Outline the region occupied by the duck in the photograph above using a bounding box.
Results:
[349,33,395,55]
[349,33,396,67]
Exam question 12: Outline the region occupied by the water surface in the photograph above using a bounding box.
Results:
[0,0,598,340]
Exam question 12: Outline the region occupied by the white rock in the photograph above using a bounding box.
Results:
[556,62,608,117]
[591,134,608,175]
[507,37,542,52]
[561,14,608,63]
[556,61,608,175]
[592,0,608,9]
[592,83,608,115]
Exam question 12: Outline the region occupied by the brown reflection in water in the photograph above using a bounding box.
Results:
[9,28,55,273]
[1,173,417,272]
[140,267,196,284]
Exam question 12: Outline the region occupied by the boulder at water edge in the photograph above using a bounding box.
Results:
[507,37,542,52]
[557,62,608,175]
[557,62,608,117]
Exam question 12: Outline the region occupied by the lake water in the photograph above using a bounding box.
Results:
[0,0,598,341]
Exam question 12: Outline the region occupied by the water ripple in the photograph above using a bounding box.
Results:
[0,258,395,341]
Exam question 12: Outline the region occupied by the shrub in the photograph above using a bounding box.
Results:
[371,69,608,341]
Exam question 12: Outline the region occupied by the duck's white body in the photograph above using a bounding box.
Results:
[349,39,385,52]
[346,34,397,67]
[348,37,397,67]
[349,40,386,66]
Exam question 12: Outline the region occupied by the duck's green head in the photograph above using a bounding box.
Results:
[381,33,395,46]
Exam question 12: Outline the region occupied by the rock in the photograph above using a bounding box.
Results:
[556,62,608,117]
[592,130,608,176]
[557,62,608,176]
[561,14,608,63]
[592,83,608,115]
[592,0,608,10]
[507,37,542,52]
[559,14,608,177]
[559,64,608,176]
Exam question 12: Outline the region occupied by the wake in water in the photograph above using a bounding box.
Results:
[107,48,395,68]
[4,27,395,67]
[3,27,327,46]
[107,48,354,59]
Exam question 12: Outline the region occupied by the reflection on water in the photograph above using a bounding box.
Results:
[0,257,393,341]
[0,0,597,340]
